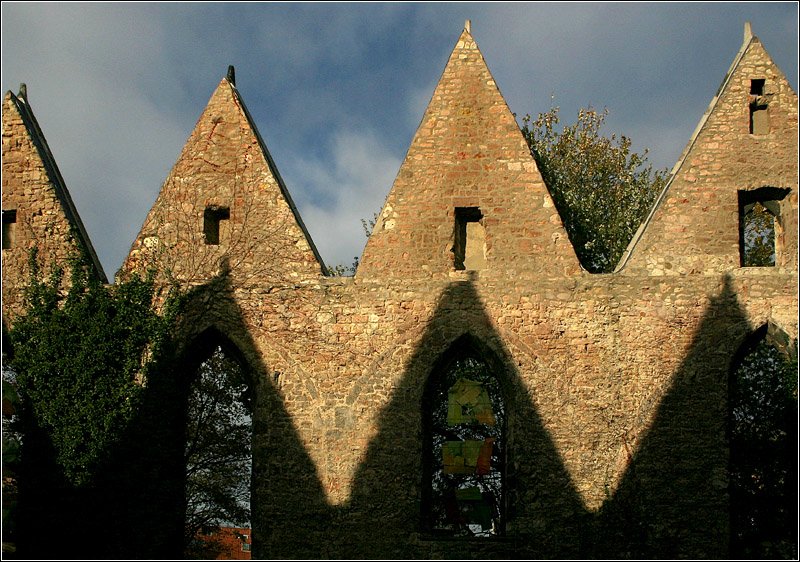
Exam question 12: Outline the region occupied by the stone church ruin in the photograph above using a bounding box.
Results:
[2,21,797,559]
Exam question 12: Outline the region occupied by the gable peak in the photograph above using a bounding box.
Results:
[455,20,478,50]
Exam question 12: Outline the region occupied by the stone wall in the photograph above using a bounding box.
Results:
[2,90,106,321]
[622,34,798,276]
[2,23,797,560]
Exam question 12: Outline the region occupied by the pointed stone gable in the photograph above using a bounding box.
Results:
[358,26,581,281]
[2,89,107,322]
[3,22,799,560]
[122,73,324,287]
[620,29,798,276]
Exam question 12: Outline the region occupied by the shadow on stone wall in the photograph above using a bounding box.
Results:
[12,272,759,559]
[335,278,589,560]
[332,274,751,559]
[12,263,329,560]
[593,275,750,559]
[122,264,331,560]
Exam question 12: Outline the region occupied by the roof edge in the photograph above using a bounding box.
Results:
[8,88,109,283]
[614,25,757,273]
[226,75,327,275]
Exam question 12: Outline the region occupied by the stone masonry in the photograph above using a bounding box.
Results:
[2,88,106,320]
[2,22,797,559]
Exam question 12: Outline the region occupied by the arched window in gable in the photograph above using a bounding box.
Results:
[422,337,507,537]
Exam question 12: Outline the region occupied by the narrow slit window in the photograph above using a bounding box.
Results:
[750,79,765,96]
[2,209,17,250]
[453,207,486,271]
[204,206,230,245]
[749,79,769,135]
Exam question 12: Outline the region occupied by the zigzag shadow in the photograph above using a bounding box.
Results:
[594,274,751,559]
[318,274,752,559]
[14,269,755,559]
[333,276,590,559]
[153,264,331,560]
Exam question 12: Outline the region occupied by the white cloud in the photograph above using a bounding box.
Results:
[291,129,401,269]
[1,2,796,278]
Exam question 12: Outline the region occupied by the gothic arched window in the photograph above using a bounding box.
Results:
[422,340,506,537]
[729,325,797,558]
[182,333,253,559]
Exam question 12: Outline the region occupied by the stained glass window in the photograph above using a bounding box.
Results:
[424,351,506,537]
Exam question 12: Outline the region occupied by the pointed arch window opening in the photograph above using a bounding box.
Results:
[423,346,507,537]
[183,342,253,558]
[728,325,798,558]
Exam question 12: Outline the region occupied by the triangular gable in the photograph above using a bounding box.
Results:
[123,69,324,286]
[3,88,108,321]
[618,25,798,275]
[358,24,581,280]
[2,88,107,283]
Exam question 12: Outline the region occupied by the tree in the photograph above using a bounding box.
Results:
[183,345,252,558]
[4,247,181,558]
[521,106,668,273]
[2,362,22,556]
[325,257,359,277]
[6,247,258,558]
[741,203,776,266]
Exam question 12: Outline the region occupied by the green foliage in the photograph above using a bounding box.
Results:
[741,203,776,267]
[2,374,22,551]
[521,106,668,273]
[361,212,379,239]
[729,339,798,559]
[8,249,174,487]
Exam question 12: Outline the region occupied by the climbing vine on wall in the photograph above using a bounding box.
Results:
[7,247,179,487]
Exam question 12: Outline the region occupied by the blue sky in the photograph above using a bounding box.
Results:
[2,2,798,277]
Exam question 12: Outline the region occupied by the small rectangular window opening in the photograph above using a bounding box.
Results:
[204,206,230,245]
[2,209,17,250]
[749,79,769,135]
[738,188,790,267]
[453,207,486,270]
[750,79,765,96]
